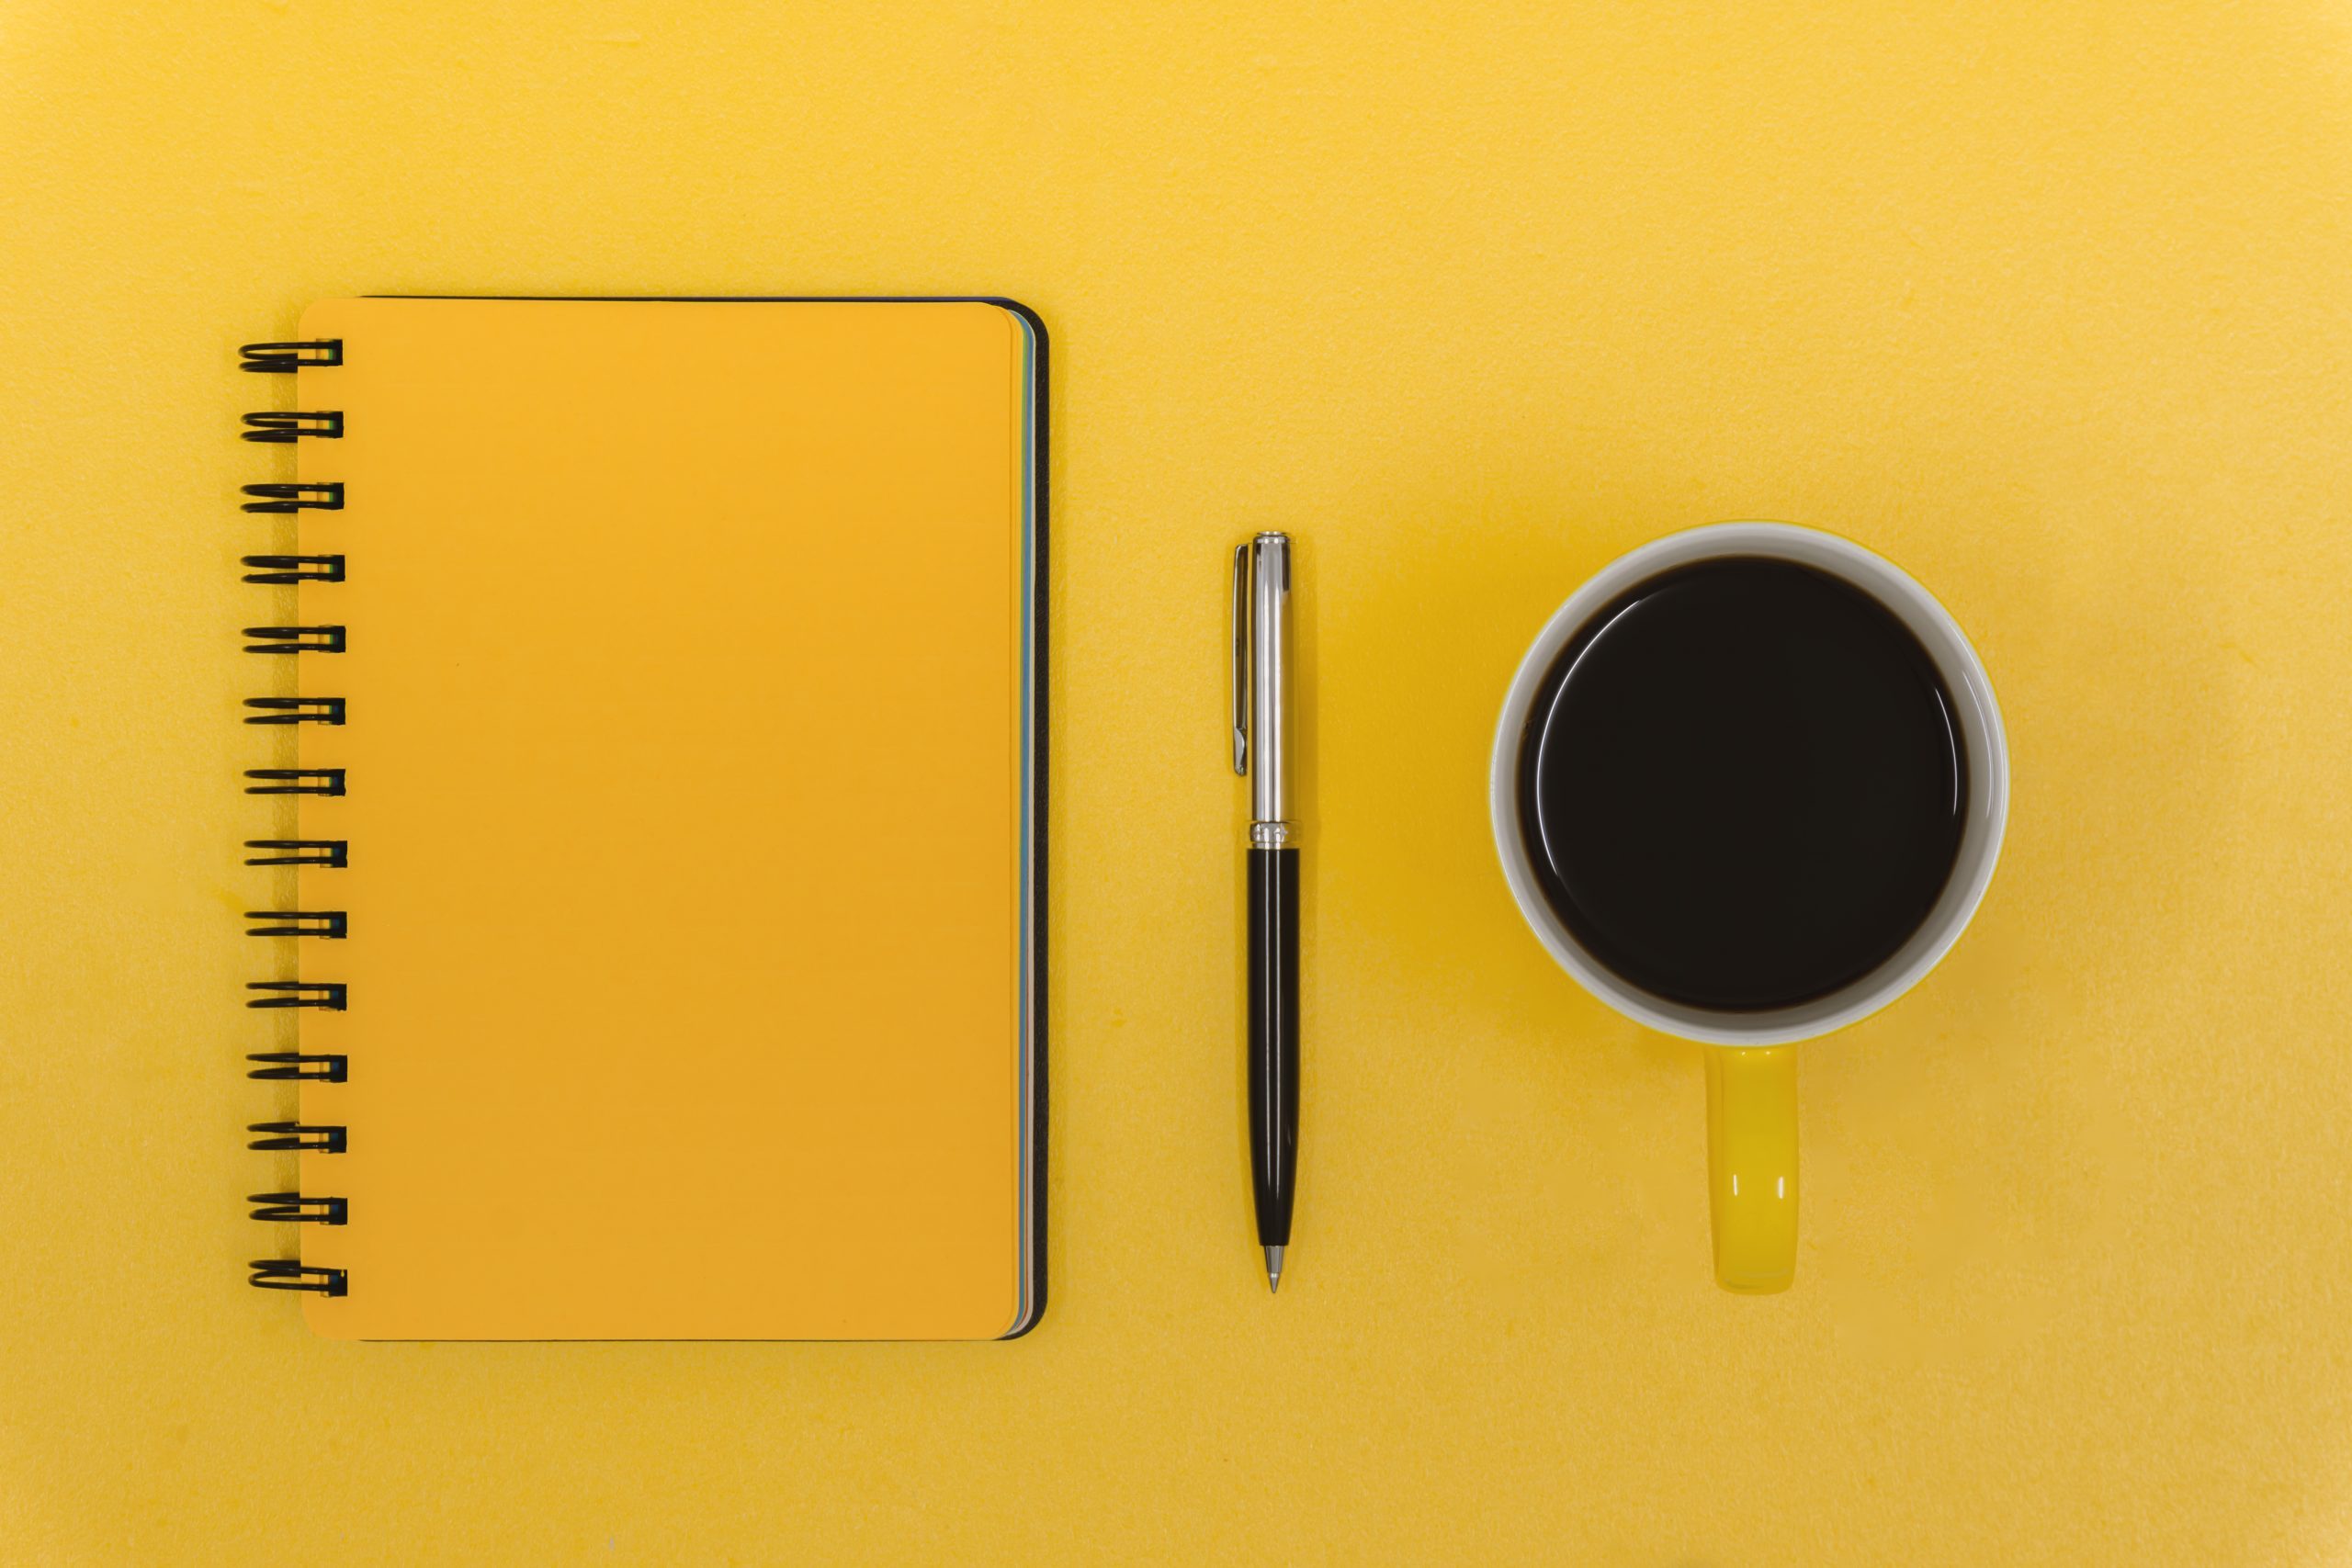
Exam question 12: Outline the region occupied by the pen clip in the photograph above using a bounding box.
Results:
[1230,542,1252,775]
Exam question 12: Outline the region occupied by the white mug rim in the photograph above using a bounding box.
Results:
[1488,522,2009,1046]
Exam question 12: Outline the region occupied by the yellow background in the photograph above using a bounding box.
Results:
[4,1,2349,1562]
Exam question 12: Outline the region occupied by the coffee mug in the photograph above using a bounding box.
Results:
[1489,523,2008,1292]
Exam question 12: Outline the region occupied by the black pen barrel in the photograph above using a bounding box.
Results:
[1247,844,1301,1247]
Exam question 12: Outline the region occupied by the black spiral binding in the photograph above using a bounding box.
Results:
[249,1122,348,1153]
[242,482,344,513]
[246,1051,348,1081]
[245,840,348,867]
[246,910,349,939]
[243,767,345,795]
[243,696,345,726]
[242,412,343,443]
[244,626,346,654]
[249,1260,349,1296]
[243,340,351,1302]
[241,341,343,373]
[249,1192,348,1224]
[243,557,345,584]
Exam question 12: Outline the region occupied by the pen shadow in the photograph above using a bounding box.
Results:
[1322,493,1657,1056]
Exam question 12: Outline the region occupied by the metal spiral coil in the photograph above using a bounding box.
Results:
[243,696,345,726]
[243,341,353,1300]
[245,910,348,939]
[240,340,343,373]
[243,768,345,795]
[241,481,344,513]
[244,625,346,654]
[248,1122,347,1154]
[246,980,346,1010]
[246,1052,347,1082]
[244,840,348,867]
[247,1260,348,1296]
[249,1192,348,1224]
[242,555,345,584]
[242,411,343,443]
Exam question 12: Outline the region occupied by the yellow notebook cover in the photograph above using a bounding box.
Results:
[246,297,1045,1340]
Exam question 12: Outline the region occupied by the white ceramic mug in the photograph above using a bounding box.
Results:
[1489,523,2009,1292]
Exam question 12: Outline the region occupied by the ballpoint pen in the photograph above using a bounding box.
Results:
[1231,533,1300,1293]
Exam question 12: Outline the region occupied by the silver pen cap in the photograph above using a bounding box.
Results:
[1230,533,1292,839]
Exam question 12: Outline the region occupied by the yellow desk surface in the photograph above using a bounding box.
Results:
[4,2,2349,1562]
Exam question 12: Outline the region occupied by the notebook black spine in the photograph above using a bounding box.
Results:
[239,338,354,1301]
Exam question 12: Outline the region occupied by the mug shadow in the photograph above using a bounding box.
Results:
[1315,484,1694,1278]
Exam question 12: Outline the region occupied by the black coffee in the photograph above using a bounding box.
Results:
[1517,557,1966,1011]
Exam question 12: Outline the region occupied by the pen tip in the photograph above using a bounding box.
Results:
[1264,1245,1284,1294]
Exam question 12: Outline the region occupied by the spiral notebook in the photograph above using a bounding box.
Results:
[238,297,1046,1340]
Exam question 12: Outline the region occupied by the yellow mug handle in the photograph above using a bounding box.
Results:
[1705,1044,1798,1293]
